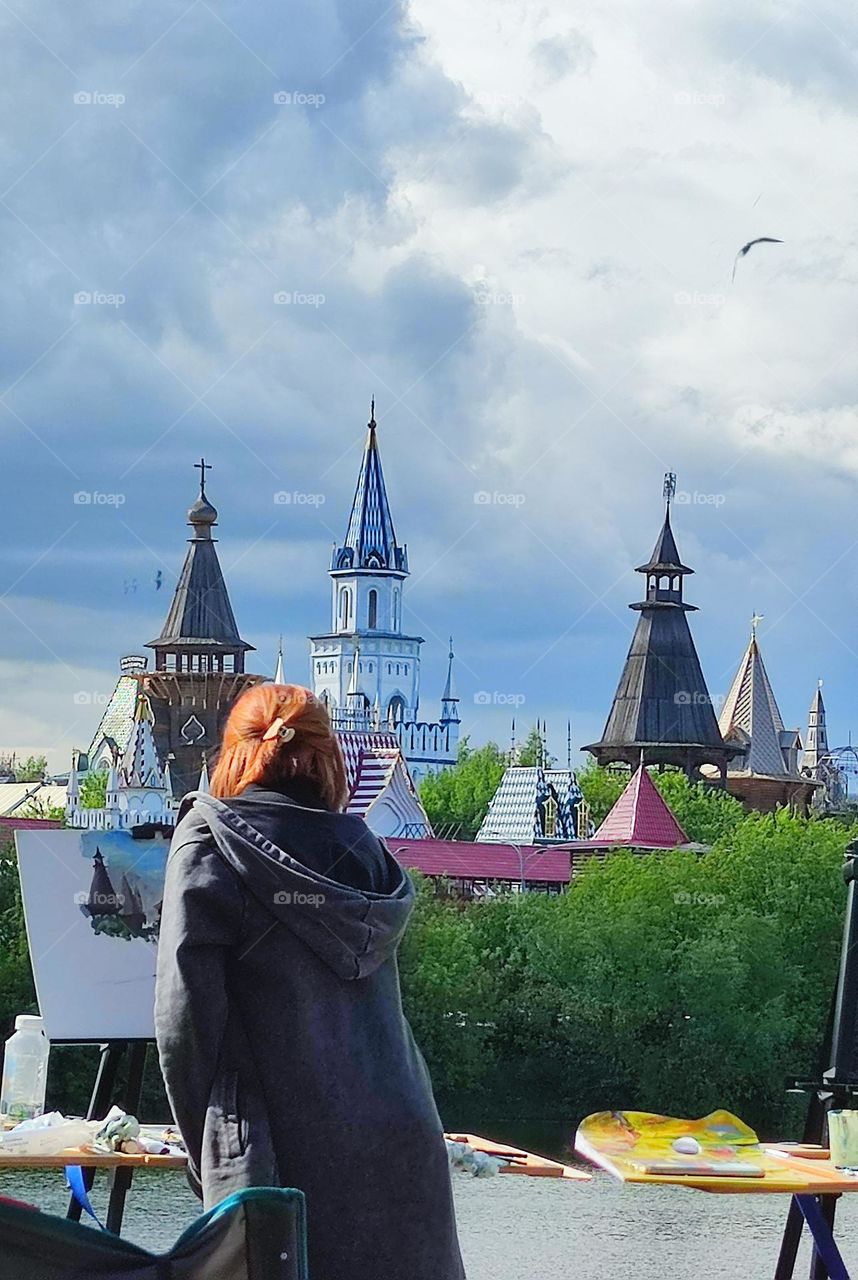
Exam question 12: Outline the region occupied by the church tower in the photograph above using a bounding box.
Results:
[310,403,421,725]
[144,461,264,793]
[309,403,459,782]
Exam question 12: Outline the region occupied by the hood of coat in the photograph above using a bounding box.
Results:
[173,792,415,981]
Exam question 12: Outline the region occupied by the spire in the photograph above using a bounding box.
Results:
[440,636,460,724]
[66,750,80,816]
[718,627,796,777]
[332,403,408,575]
[105,745,120,811]
[121,689,165,789]
[567,719,572,769]
[584,474,731,777]
[147,462,253,667]
[273,636,285,684]
[801,679,829,773]
[636,474,693,590]
[198,752,210,794]
[347,641,361,699]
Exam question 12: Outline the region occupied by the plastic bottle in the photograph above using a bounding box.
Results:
[0,1015,50,1122]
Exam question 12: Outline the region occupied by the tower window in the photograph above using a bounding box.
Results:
[339,588,352,629]
[368,589,378,629]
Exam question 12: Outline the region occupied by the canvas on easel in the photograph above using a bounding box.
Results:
[14,827,170,1042]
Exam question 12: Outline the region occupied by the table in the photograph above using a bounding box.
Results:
[0,1130,588,1234]
[576,1116,858,1280]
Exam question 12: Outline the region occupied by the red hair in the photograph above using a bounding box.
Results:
[210,683,348,811]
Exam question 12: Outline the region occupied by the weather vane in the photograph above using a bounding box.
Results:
[751,612,764,636]
[663,472,677,505]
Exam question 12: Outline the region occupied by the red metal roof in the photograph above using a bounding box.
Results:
[388,838,570,884]
[589,765,689,849]
[0,817,63,834]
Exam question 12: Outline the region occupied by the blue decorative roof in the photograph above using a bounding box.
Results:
[332,404,408,574]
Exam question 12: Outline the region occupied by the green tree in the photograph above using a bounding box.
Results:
[419,739,506,839]
[577,760,626,825]
[15,756,47,782]
[80,770,108,809]
[517,727,557,768]
[651,770,745,845]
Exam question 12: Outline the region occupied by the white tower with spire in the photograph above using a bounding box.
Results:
[309,402,460,783]
[801,680,829,773]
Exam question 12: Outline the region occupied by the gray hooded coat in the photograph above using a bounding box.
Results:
[154,788,465,1280]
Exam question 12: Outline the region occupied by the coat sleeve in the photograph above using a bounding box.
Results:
[154,817,245,1184]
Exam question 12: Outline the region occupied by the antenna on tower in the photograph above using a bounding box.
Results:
[663,472,677,506]
[567,718,572,769]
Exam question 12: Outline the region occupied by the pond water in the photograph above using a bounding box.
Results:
[4,1147,858,1277]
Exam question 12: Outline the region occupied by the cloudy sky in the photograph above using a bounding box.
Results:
[1,0,857,772]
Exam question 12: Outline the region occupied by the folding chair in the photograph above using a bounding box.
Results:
[0,1186,308,1279]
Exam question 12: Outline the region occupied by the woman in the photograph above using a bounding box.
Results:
[155,682,465,1280]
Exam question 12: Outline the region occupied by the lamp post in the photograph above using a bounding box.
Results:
[482,829,527,893]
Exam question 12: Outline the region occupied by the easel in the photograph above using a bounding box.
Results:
[65,1039,150,1233]
[775,838,858,1279]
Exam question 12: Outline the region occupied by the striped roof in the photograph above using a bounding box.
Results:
[333,409,408,574]
[719,635,796,777]
[85,674,140,763]
[389,838,570,884]
[0,784,68,819]
[590,766,689,849]
[476,767,583,843]
[339,730,431,836]
[347,747,400,818]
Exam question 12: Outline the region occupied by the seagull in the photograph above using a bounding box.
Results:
[732,236,783,281]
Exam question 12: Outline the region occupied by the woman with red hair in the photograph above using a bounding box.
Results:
[155,683,465,1280]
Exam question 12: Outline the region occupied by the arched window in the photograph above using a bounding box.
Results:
[388,695,406,725]
[339,587,351,630]
[391,587,400,630]
[368,589,378,629]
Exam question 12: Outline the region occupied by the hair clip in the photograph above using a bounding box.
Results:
[262,717,296,744]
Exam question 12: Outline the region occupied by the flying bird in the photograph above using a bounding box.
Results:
[732,236,783,281]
